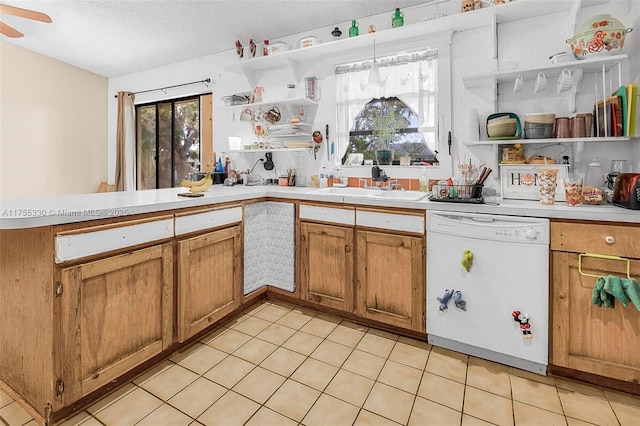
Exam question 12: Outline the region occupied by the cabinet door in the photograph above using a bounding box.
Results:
[552,252,640,383]
[356,230,425,332]
[58,243,173,405]
[177,225,242,342]
[300,222,354,311]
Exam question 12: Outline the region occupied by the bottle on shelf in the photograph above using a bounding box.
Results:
[562,155,571,175]
[349,20,359,37]
[392,8,404,28]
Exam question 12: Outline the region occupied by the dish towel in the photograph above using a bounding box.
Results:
[592,275,640,311]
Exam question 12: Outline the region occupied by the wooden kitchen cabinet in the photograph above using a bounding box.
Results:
[551,221,640,386]
[177,225,242,342]
[298,204,426,333]
[57,243,174,406]
[299,221,354,312]
[355,230,425,332]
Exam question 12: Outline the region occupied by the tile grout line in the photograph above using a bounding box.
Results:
[26,300,640,426]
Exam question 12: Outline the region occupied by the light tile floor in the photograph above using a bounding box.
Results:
[2,300,640,426]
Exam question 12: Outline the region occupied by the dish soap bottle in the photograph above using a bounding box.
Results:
[419,167,430,192]
[392,8,404,28]
[582,158,605,205]
[319,166,328,188]
[216,156,224,173]
[349,20,359,37]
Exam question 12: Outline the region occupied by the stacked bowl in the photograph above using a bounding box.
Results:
[524,113,555,139]
[487,113,521,139]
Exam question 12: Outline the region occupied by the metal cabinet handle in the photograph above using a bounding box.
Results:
[345,245,351,253]
[301,235,306,242]
[604,235,615,244]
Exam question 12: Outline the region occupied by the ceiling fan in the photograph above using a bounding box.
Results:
[0,3,52,38]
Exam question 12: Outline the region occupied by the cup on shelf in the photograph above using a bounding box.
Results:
[554,117,570,138]
[577,113,593,137]
[557,68,574,94]
[513,74,524,93]
[534,72,547,94]
[570,115,586,138]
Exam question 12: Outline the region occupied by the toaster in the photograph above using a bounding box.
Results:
[613,173,640,210]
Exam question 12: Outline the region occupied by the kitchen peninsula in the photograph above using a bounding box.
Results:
[1,186,639,424]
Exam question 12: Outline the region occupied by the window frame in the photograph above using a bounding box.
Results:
[135,94,202,189]
[333,32,453,178]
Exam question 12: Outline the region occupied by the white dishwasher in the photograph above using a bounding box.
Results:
[426,210,549,375]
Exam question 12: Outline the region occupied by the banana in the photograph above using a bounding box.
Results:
[181,174,209,187]
[189,175,213,193]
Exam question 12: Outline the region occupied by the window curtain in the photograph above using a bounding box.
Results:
[115,91,136,191]
[334,50,438,163]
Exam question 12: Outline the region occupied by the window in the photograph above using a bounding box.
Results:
[334,38,452,177]
[136,96,201,189]
[344,96,437,165]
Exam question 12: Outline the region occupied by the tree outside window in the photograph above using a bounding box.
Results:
[343,97,437,165]
[136,96,201,189]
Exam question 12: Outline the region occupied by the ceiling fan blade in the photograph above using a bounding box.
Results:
[0,21,23,38]
[0,4,52,23]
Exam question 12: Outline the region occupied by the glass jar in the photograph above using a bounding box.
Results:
[582,158,605,205]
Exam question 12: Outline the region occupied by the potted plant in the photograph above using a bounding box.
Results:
[370,105,409,165]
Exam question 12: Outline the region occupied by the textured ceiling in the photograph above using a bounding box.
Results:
[1,0,429,77]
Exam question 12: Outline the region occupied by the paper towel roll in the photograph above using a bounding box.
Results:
[462,108,480,141]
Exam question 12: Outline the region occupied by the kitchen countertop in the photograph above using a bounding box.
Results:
[1,185,638,229]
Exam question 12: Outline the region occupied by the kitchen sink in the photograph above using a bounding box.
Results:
[309,186,427,201]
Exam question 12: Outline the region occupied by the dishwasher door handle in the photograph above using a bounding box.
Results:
[470,217,495,223]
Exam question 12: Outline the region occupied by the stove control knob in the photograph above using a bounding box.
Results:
[525,228,537,240]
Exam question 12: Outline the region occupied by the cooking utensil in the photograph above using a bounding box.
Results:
[325,124,330,161]
[265,106,281,124]
[566,14,633,60]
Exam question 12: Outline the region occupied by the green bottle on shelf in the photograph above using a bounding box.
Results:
[349,20,359,37]
[392,8,404,28]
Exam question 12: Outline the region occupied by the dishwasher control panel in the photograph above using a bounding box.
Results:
[427,211,550,245]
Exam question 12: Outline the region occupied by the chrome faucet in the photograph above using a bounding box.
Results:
[385,179,404,191]
[244,158,264,186]
[358,177,371,188]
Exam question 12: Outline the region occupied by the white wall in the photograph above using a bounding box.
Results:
[107,1,459,186]
[107,0,639,189]
[0,41,108,199]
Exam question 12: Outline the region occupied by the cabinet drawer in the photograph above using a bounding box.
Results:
[175,206,242,235]
[356,210,425,234]
[299,204,355,226]
[551,221,640,258]
[55,218,174,263]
